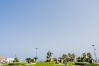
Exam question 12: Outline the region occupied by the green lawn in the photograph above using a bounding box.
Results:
[2,62,99,66]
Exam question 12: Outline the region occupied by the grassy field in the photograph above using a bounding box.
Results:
[2,62,99,66]
[2,62,77,66]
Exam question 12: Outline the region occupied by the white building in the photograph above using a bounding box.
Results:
[6,58,14,63]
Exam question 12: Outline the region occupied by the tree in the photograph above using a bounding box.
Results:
[71,53,75,62]
[62,53,75,62]
[13,57,20,62]
[53,58,58,64]
[76,52,93,63]
[87,52,93,63]
[82,53,86,62]
[77,57,81,62]
[34,57,38,62]
[31,58,35,63]
[58,57,63,63]
[26,58,34,63]
[62,54,68,61]
[46,51,53,62]
[26,58,31,63]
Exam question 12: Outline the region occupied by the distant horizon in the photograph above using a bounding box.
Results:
[0,47,97,61]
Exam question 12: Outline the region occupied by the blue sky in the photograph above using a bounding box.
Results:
[0,0,99,60]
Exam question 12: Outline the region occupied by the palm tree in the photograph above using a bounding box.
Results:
[87,52,93,63]
[31,58,35,63]
[77,57,81,62]
[68,53,72,61]
[26,58,31,63]
[46,51,53,62]
[82,53,86,62]
[71,53,75,62]
[53,58,58,64]
[62,54,68,61]
[76,52,93,63]
[58,57,63,63]
[34,57,38,62]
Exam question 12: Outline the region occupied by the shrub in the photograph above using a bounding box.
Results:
[13,57,20,62]
[75,62,89,65]
[8,62,26,65]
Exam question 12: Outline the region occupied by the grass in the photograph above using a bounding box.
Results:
[2,62,99,66]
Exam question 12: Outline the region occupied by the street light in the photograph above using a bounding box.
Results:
[92,45,97,62]
[15,54,17,58]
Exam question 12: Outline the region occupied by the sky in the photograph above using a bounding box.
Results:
[0,0,99,61]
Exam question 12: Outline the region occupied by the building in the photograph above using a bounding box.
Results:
[0,56,6,63]
[6,58,14,63]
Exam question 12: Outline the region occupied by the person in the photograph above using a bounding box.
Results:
[63,59,67,66]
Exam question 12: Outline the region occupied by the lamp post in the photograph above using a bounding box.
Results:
[34,48,38,62]
[15,54,16,58]
[92,45,97,62]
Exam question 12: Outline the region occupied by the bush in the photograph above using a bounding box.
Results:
[13,57,20,62]
[75,62,90,65]
[8,62,26,65]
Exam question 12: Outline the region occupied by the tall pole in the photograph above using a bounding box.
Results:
[92,45,97,62]
[15,54,16,58]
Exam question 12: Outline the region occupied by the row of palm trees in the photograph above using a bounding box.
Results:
[46,51,93,64]
[12,57,38,64]
[46,51,76,64]
[77,53,93,63]
[62,53,75,62]
[13,51,93,64]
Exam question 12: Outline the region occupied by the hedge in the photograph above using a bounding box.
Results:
[75,62,90,65]
[8,62,26,65]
